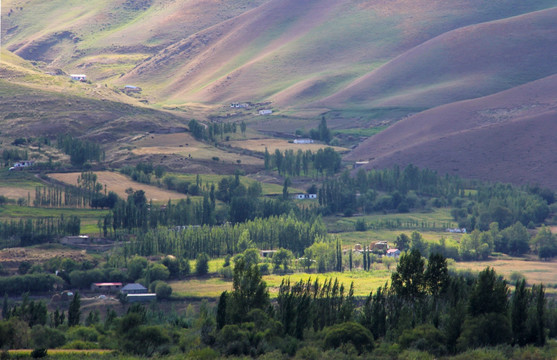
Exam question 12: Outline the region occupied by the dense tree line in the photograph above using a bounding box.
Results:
[188,119,238,142]
[56,134,104,167]
[2,148,28,166]
[318,165,553,231]
[125,214,327,258]
[120,162,165,185]
[264,147,341,176]
[0,216,80,248]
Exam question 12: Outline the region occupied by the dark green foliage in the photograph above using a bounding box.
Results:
[68,291,81,327]
[512,279,529,346]
[398,324,446,356]
[31,325,66,349]
[457,313,512,350]
[268,148,341,177]
[56,134,102,167]
[425,253,449,297]
[155,282,172,300]
[30,348,47,358]
[0,274,63,295]
[391,249,426,301]
[323,322,373,354]
[468,267,508,317]
[0,216,80,248]
[196,253,210,276]
[226,258,269,325]
[128,215,326,259]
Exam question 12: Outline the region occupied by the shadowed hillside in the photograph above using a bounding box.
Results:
[4,0,556,109]
[323,7,557,110]
[346,73,557,189]
[0,51,188,142]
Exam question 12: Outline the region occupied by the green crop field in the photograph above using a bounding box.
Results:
[324,208,457,233]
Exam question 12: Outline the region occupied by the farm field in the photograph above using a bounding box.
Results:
[226,138,349,154]
[47,171,189,203]
[171,270,392,298]
[337,229,462,248]
[0,170,45,201]
[129,133,263,165]
[454,258,557,289]
[166,172,299,195]
[324,207,457,232]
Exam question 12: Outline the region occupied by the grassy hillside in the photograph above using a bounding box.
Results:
[323,7,557,110]
[4,0,557,113]
[346,73,557,189]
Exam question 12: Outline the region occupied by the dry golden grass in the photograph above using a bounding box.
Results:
[0,186,35,201]
[454,258,557,286]
[48,171,188,203]
[130,133,263,165]
[227,139,349,153]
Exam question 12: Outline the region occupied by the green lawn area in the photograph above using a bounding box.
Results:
[324,208,457,232]
[337,229,463,248]
[0,205,109,235]
[171,265,392,298]
[165,172,300,195]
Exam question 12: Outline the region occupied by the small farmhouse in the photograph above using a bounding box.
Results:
[123,85,142,93]
[354,161,369,169]
[91,282,122,293]
[127,293,157,303]
[294,194,317,200]
[259,109,272,115]
[9,161,33,171]
[387,249,401,258]
[70,74,87,82]
[293,138,314,144]
[371,241,389,252]
[260,250,278,258]
[121,283,148,294]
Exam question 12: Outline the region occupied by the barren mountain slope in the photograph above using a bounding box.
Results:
[114,0,557,107]
[323,6,557,110]
[346,74,557,189]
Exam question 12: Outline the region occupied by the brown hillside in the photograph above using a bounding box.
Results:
[323,7,557,110]
[120,0,557,106]
[346,74,557,189]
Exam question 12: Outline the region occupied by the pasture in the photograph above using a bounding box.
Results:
[48,172,189,203]
[171,270,391,299]
[226,138,349,154]
[129,133,263,165]
[454,258,557,289]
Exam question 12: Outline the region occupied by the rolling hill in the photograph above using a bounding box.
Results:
[346,73,557,189]
[3,0,557,186]
[3,0,557,110]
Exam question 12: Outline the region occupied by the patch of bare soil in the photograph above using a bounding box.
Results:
[0,246,91,274]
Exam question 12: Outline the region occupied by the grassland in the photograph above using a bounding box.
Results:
[324,208,456,233]
[130,133,263,165]
[166,172,300,195]
[47,172,189,203]
[226,138,349,154]
[171,269,392,298]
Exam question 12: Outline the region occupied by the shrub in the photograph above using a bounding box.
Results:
[30,349,47,359]
[155,282,172,300]
[196,253,210,276]
[323,322,374,354]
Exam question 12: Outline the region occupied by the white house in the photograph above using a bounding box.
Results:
[293,139,314,144]
[9,161,33,171]
[123,85,142,93]
[294,194,317,200]
[70,74,87,82]
[259,109,272,115]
